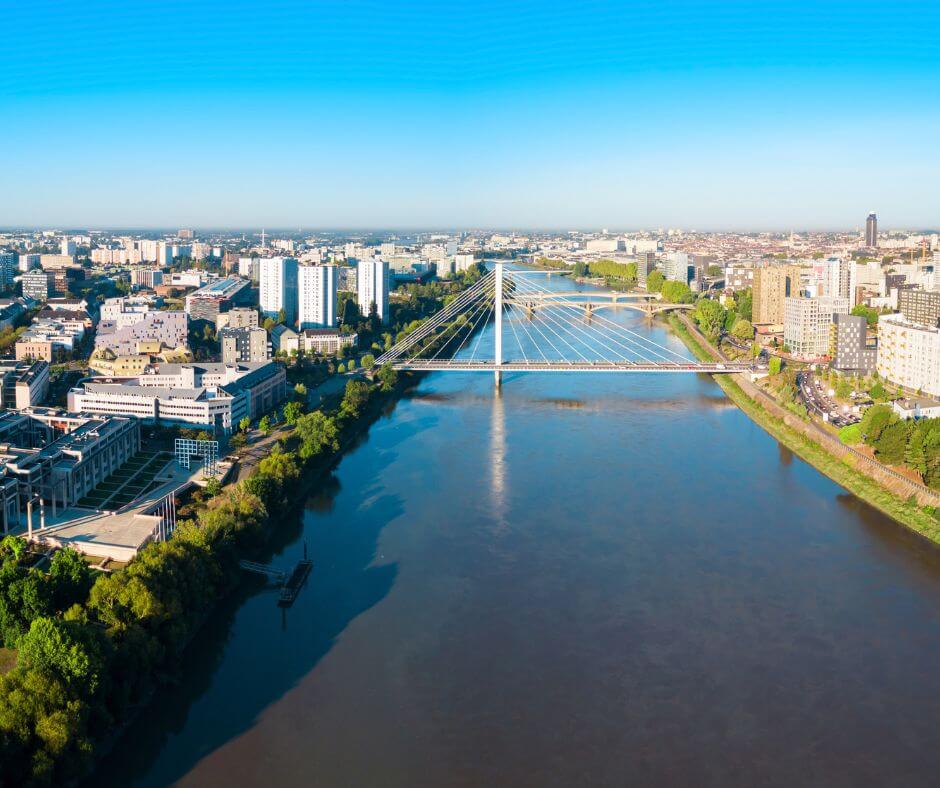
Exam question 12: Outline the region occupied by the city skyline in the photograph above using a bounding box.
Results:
[2,1,939,229]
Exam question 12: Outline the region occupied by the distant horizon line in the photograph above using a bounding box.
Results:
[2,224,937,236]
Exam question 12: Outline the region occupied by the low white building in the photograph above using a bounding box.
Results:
[67,361,287,433]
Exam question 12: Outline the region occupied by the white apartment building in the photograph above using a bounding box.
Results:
[298,264,337,328]
[357,259,389,324]
[259,257,298,324]
[453,253,476,274]
[876,314,940,397]
[783,296,849,358]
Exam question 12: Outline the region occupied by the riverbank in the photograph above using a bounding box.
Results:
[667,314,940,543]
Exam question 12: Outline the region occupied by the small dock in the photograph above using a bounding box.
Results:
[278,559,313,607]
[239,541,313,607]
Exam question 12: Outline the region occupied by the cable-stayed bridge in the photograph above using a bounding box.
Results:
[376,264,753,385]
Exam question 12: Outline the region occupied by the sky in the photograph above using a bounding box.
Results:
[1,0,939,231]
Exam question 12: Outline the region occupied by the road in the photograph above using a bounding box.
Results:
[797,371,859,428]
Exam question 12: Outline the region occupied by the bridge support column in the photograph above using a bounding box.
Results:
[494,262,503,389]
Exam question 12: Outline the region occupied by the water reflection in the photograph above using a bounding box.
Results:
[490,390,507,530]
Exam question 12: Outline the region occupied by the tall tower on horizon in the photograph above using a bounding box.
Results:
[865,212,878,248]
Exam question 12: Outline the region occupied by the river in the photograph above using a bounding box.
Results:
[94,271,940,787]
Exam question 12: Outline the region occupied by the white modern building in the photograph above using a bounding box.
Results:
[783,296,849,358]
[357,259,389,324]
[68,361,287,433]
[876,314,940,397]
[259,257,298,324]
[298,264,337,328]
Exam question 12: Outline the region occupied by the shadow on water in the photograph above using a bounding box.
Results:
[89,466,400,787]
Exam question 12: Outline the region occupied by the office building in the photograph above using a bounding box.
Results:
[0,360,50,409]
[259,257,298,324]
[753,265,802,325]
[357,259,389,324]
[783,296,849,358]
[298,264,337,328]
[830,313,876,374]
[865,211,878,247]
[877,314,940,397]
[22,270,53,301]
[663,251,689,283]
[898,289,940,328]
[68,361,287,433]
[0,413,141,533]
[185,277,254,322]
[220,327,270,363]
[131,268,164,289]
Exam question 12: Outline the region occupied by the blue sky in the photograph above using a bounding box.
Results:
[2,0,938,230]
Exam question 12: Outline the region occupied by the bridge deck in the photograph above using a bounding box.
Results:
[391,360,751,373]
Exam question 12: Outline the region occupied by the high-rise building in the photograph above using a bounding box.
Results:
[865,212,878,247]
[783,296,849,358]
[753,265,802,325]
[898,289,940,328]
[635,252,656,288]
[259,257,298,324]
[60,239,77,256]
[831,313,876,373]
[298,264,337,328]
[0,252,16,290]
[357,259,390,324]
[822,257,854,304]
[663,251,689,283]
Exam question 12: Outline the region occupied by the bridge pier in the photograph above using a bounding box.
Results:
[494,369,502,387]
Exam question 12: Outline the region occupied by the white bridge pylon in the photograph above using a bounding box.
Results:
[375,263,753,386]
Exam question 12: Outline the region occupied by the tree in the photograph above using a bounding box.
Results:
[873,420,911,465]
[238,417,251,433]
[693,299,724,340]
[646,270,664,293]
[258,449,301,484]
[707,264,723,278]
[337,362,347,374]
[48,549,94,613]
[661,280,693,303]
[18,617,104,693]
[258,415,272,434]
[277,308,287,325]
[341,297,359,326]
[768,356,782,375]
[263,317,275,331]
[0,535,27,563]
[293,383,307,401]
[870,381,886,401]
[860,404,896,443]
[293,412,340,459]
[731,319,754,341]
[851,304,879,327]
[735,289,753,321]
[377,363,398,392]
[360,354,375,370]
[204,478,222,497]
[340,379,371,419]
[283,400,304,426]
